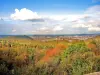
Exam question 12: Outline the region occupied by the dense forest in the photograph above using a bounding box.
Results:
[0,36,100,75]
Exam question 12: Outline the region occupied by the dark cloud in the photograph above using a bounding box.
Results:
[0,18,4,21]
[27,18,45,22]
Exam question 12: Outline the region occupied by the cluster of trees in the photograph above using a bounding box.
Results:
[0,37,100,75]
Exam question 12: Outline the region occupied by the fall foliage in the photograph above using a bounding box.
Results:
[0,36,100,75]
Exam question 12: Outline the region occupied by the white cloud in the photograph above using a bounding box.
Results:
[85,5,100,14]
[88,27,100,31]
[72,24,92,28]
[9,5,100,34]
[30,26,63,34]
[12,29,16,32]
[72,5,100,32]
[40,27,48,30]
[31,31,37,33]
[48,15,67,21]
[53,26,63,31]
[11,8,41,20]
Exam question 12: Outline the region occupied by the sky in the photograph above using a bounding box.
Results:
[0,0,100,35]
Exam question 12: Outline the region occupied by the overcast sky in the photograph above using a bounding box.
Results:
[0,0,100,35]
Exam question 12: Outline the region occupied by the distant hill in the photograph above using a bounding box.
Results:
[0,35,33,40]
[0,34,100,39]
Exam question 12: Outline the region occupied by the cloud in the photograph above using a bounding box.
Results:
[32,27,52,34]
[88,27,100,31]
[72,5,100,32]
[53,26,63,31]
[7,5,100,34]
[12,29,17,32]
[0,18,4,21]
[40,27,48,30]
[11,8,41,20]
[72,24,92,28]
[27,18,44,22]
[85,5,100,14]
[30,25,64,34]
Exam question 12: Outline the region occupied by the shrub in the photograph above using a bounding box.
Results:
[63,42,90,57]
[72,58,91,75]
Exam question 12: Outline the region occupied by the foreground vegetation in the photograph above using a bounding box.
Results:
[0,36,100,75]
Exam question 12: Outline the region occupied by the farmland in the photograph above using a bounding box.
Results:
[0,35,100,75]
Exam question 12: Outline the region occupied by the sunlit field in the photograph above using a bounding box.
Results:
[0,35,100,75]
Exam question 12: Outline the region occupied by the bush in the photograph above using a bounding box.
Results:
[63,42,89,57]
[0,59,13,75]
